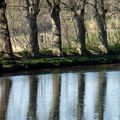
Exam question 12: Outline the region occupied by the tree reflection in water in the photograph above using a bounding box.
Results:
[6,76,29,120]
[0,78,11,120]
[0,68,120,120]
[27,76,38,120]
[77,73,85,120]
[98,72,107,120]
[50,74,61,120]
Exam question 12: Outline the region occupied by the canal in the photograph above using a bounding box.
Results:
[0,65,120,120]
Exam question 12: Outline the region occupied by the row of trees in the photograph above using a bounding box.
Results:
[0,0,119,59]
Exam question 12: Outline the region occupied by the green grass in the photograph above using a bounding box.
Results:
[0,54,120,73]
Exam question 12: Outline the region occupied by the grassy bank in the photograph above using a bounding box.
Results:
[0,54,120,73]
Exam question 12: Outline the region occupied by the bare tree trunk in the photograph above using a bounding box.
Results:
[74,11,87,55]
[25,0,40,58]
[65,0,88,55]
[46,0,62,56]
[51,12,62,55]
[94,0,109,53]
[0,1,13,58]
[28,15,39,57]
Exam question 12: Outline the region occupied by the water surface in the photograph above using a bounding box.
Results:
[0,65,120,120]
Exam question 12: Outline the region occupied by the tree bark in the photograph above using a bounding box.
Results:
[47,0,62,56]
[74,12,87,55]
[94,0,109,53]
[51,11,62,55]
[25,0,40,58]
[69,0,88,55]
[0,1,13,58]
[28,15,39,57]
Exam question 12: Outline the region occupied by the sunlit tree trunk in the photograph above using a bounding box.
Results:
[25,0,40,58]
[0,0,13,58]
[0,79,11,120]
[63,0,88,55]
[94,0,109,54]
[50,74,61,120]
[46,0,62,56]
[73,7,87,55]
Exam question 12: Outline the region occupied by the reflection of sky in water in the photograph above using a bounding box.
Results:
[6,76,29,120]
[0,69,120,120]
[60,73,78,120]
[37,74,53,120]
[104,72,120,120]
[84,72,99,120]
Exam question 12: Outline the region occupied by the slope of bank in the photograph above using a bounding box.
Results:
[0,54,120,73]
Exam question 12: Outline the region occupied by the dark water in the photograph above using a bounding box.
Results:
[0,65,120,120]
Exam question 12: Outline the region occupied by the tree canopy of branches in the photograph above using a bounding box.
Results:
[0,0,119,59]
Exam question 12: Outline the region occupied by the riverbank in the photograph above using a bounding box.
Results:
[0,54,120,73]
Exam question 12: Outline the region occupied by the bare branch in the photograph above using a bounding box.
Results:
[86,2,95,7]
[46,0,53,8]
[25,0,30,7]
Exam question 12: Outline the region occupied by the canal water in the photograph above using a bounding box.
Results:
[0,65,120,120]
